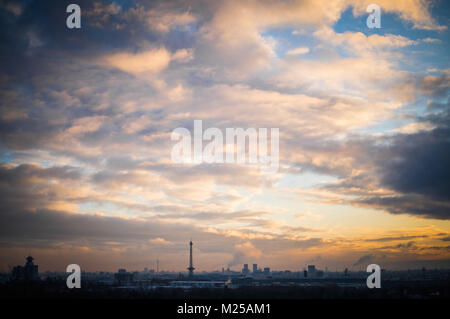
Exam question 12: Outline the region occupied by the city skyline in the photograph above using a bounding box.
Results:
[2,239,449,274]
[3,252,434,275]
[0,0,449,273]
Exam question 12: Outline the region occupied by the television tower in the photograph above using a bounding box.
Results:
[187,240,195,278]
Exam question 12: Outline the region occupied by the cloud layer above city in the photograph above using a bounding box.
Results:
[0,0,449,272]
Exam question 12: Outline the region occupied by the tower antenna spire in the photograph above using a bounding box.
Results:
[187,239,195,278]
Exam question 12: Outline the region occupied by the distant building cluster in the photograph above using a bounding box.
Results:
[236,263,327,279]
[239,263,271,276]
[11,256,39,281]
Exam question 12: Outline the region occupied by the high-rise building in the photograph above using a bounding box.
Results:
[308,265,316,277]
[253,264,258,273]
[263,267,270,275]
[114,269,134,285]
[187,240,195,278]
[242,264,249,275]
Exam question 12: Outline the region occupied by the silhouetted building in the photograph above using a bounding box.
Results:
[253,264,258,273]
[11,256,39,281]
[114,269,134,285]
[308,265,316,277]
[187,240,195,278]
[263,267,270,275]
[242,264,249,275]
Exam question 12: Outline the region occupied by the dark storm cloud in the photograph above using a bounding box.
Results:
[0,0,201,66]
[378,241,417,251]
[364,107,450,219]
[365,235,429,242]
[421,74,450,99]
[0,163,84,213]
[0,207,196,247]
[316,107,450,219]
[377,125,450,203]
[0,0,158,59]
[353,194,450,220]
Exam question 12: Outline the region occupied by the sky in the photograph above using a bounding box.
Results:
[0,0,449,273]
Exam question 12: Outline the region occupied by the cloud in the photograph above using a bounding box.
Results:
[365,235,428,242]
[353,254,375,267]
[422,38,441,44]
[392,122,436,134]
[145,8,196,33]
[377,241,417,251]
[149,237,173,245]
[101,48,172,74]
[171,48,194,63]
[228,241,262,267]
[85,1,122,28]
[314,27,418,55]
[377,120,450,205]
[100,47,195,79]
[0,0,23,16]
[0,0,449,271]
[307,107,450,220]
[64,116,106,136]
[349,0,446,30]
[286,47,310,55]
[421,74,450,98]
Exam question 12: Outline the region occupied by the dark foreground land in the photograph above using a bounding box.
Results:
[1,278,449,299]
